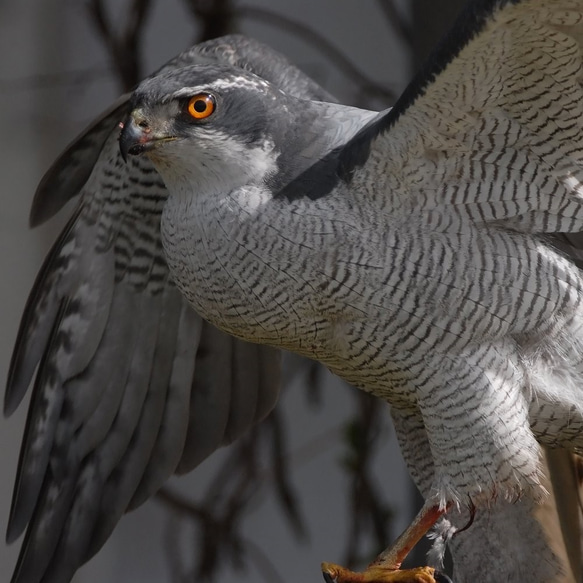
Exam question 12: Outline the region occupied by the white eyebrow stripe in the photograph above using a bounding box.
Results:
[171,86,212,99]
[208,76,271,92]
[170,76,271,100]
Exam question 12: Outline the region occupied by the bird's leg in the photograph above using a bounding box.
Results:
[322,501,450,583]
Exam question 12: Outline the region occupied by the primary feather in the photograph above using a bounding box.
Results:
[5,34,336,583]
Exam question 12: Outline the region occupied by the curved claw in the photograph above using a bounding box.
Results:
[434,572,453,583]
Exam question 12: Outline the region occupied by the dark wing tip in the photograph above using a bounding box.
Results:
[5,210,80,417]
[4,375,23,418]
[377,0,521,133]
[6,510,23,545]
[6,298,69,544]
[30,96,130,228]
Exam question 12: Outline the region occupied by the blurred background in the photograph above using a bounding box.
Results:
[0,1,465,582]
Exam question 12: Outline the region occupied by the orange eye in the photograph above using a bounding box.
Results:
[187,94,216,119]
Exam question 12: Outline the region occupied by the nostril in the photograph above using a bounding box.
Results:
[131,110,151,131]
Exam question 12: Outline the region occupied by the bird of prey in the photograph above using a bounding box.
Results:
[6,1,583,583]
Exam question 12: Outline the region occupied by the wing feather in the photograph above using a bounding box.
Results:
[173,322,235,475]
[85,285,187,557]
[30,96,130,228]
[346,0,583,235]
[6,299,68,545]
[6,34,329,583]
[5,213,81,417]
[127,302,201,510]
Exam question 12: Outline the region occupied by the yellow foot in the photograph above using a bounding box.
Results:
[321,562,440,583]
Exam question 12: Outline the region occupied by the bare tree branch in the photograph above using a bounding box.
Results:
[155,410,308,581]
[156,487,209,521]
[127,0,153,43]
[341,392,393,569]
[376,0,413,48]
[266,407,307,539]
[244,537,287,583]
[182,0,236,41]
[87,0,154,90]
[236,5,396,104]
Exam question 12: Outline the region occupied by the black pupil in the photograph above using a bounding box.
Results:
[194,98,207,112]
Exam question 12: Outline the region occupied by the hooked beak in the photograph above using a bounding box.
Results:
[119,109,176,162]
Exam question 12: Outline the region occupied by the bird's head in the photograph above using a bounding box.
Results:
[119,63,378,200]
[119,64,290,194]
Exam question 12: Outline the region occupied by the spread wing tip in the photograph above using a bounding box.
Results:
[28,96,130,228]
[5,374,26,418]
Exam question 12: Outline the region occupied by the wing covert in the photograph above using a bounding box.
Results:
[345,0,583,235]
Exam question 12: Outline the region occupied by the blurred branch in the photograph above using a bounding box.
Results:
[155,409,306,581]
[156,388,395,579]
[266,407,308,539]
[180,0,396,103]
[342,391,393,569]
[160,500,286,583]
[244,538,287,583]
[182,0,236,40]
[236,5,396,104]
[157,464,253,578]
[376,0,413,47]
[157,488,208,520]
[87,0,154,90]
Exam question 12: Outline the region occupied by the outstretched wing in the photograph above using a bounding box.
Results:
[5,35,329,583]
[339,0,583,236]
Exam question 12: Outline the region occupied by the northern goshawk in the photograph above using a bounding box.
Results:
[7,1,583,583]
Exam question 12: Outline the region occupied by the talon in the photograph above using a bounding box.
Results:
[434,572,453,583]
[321,562,359,583]
[321,502,451,583]
[322,564,337,583]
[321,562,336,582]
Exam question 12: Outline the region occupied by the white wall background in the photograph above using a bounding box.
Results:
[0,1,415,582]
